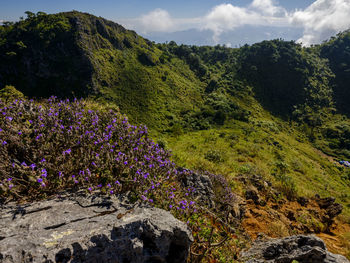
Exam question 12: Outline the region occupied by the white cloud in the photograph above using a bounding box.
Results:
[140,9,174,33]
[203,1,288,42]
[118,0,350,46]
[291,0,350,45]
[250,0,286,16]
[118,9,201,35]
[203,4,259,42]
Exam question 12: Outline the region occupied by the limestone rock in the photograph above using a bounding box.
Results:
[178,167,215,208]
[0,193,193,263]
[240,235,350,263]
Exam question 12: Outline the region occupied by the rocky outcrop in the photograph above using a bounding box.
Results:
[178,168,215,208]
[240,235,350,263]
[0,192,193,263]
[315,196,343,218]
[314,195,343,231]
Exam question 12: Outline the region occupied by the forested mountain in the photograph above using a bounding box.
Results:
[1,11,350,260]
[1,11,350,130]
[321,30,350,116]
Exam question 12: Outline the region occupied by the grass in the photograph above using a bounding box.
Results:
[164,106,350,219]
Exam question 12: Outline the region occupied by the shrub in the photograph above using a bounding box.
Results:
[0,97,194,213]
[0,86,24,101]
[204,150,225,163]
[0,96,238,261]
[275,174,297,201]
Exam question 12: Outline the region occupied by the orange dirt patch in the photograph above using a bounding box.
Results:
[241,198,350,258]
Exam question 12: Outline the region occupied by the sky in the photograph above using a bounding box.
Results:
[1,0,350,46]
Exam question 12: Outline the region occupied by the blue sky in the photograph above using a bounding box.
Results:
[0,0,315,19]
[1,0,350,46]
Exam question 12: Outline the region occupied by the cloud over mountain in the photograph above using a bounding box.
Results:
[119,0,350,46]
[290,0,350,45]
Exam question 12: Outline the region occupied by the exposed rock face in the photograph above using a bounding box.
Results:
[314,195,343,230]
[240,235,350,263]
[178,168,215,208]
[0,193,193,263]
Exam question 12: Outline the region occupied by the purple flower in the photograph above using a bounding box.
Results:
[63,149,71,155]
[37,178,43,183]
[41,169,47,177]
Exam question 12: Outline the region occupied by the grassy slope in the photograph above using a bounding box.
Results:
[53,11,206,131]
[163,95,350,257]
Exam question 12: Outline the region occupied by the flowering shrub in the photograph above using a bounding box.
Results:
[0,97,196,212]
[0,96,239,261]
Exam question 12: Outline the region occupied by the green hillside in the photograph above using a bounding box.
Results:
[0,11,205,130]
[1,11,350,260]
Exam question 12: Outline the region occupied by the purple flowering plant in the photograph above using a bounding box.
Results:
[0,97,198,214]
[0,96,238,259]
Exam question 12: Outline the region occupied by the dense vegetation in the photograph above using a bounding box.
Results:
[321,30,350,116]
[1,11,350,260]
[0,94,242,261]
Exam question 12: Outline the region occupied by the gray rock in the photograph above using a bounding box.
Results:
[240,235,349,263]
[0,193,193,263]
[178,168,215,208]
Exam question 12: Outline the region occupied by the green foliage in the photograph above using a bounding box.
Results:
[275,174,298,201]
[0,86,24,101]
[238,40,334,118]
[321,30,350,116]
[204,150,225,163]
